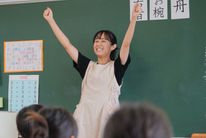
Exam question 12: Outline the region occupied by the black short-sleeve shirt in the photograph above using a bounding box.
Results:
[73,52,131,86]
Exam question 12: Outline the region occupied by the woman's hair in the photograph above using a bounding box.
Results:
[18,106,78,138]
[16,104,44,138]
[104,102,173,138]
[93,30,118,60]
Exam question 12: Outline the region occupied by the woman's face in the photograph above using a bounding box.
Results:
[93,33,116,59]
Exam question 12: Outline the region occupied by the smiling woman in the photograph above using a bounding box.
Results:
[0,0,62,5]
[43,3,142,138]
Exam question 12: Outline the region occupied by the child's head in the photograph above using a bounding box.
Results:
[16,104,43,138]
[104,102,172,138]
[38,106,78,138]
[22,106,78,138]
[93,30,117,60]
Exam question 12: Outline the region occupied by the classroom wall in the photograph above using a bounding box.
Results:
[0,0,206,136]
[0,112,18,138]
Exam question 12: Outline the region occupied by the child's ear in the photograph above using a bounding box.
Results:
[111,44,117,51]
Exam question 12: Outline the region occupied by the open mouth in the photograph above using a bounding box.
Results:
[96,48,103,52]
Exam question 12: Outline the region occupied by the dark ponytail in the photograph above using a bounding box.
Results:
[16,104,44,138]
[25,112,49,138]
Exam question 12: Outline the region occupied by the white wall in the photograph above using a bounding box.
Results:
[0,112,18,138]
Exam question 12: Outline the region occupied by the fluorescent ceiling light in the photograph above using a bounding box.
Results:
[0,0,62,5]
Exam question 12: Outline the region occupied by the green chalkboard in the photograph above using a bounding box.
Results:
[0,0,206,136]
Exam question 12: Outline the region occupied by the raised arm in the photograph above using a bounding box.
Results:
[43,8,78,63]
[120,3,142,65]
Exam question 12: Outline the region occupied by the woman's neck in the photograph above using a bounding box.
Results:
[97,57,111,64]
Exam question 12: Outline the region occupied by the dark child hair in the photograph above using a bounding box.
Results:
[16,104,43,138]
[103,102,173,138]
[24,106,78,138]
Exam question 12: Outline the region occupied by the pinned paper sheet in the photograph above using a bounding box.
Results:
[130,0,148,21]
[150,0,168,20]
[0,97,3,108]
[4,40,43,73]
[8,75,39,112]
[171,0,190,19]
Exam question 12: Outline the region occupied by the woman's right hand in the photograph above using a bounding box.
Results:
[43,7,53,22]
[131,3,142,21]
